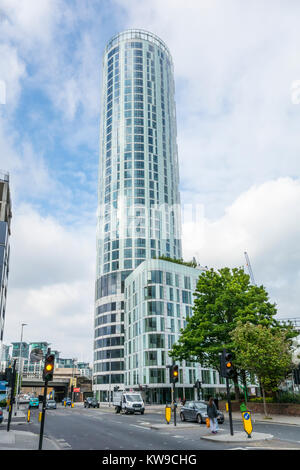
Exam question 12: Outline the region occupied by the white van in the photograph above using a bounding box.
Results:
[113,391,145,415]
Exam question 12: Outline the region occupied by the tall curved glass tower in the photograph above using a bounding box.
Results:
[94,30,182,400]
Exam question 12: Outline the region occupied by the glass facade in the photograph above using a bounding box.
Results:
[124,259,209,401]
[94,30,182,396]
[123,260,228,403]
[0,173,11,346]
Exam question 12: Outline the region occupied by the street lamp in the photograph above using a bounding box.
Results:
[15,323,27,413]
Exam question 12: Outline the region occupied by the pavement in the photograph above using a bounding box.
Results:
[0,408,59,450]
[1,404,300,450]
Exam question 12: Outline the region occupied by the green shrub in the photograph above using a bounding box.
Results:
[249,393,300,404]
[0,399,7,408]
[249,397,274,403]
[275,392,300,404]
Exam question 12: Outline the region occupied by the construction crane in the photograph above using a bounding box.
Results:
[244,251,256,285]
[244,251,300,328]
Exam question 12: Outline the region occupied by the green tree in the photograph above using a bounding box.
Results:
[231,322,295,416]
[169,267,296,399]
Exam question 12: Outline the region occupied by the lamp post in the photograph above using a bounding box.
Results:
[15,323,27,413]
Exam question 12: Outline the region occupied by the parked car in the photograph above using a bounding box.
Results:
[0,408,3,424]
[84,397,99,408]
[180,401,224,424]
[62,397,72,406]
[46,400,57,409]
[29,397,40,409]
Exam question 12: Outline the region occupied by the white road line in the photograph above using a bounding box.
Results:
[130,424,148,430]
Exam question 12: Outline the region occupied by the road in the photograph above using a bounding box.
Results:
[12,404,300,451]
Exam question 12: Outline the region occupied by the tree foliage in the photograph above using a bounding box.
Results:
[169,267,297,377]
[231,322,294,391]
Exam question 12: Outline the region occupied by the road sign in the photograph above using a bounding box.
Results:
[242,410,253,438]
[30,348,44,363]
[73,388,80,393]
[0,381,7,391]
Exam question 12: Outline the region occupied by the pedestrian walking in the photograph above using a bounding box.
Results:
[207,397,218,434]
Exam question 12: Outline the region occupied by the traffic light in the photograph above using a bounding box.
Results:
[5,367,13,387]
[170,364,179,384]
[43,353,55,382]
[194,380,202,390]
[220,349,235,379]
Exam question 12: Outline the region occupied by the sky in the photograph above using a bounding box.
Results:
[1,0,300,363]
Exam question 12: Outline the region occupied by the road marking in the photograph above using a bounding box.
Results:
[56,438,72,449]
[130,424,148,430]
[229,447,248,451]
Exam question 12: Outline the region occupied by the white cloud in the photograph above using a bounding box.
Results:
[115,0,300,214]
[1,0,300,361]
[0,0,62,48]
[0,44,26,107]
[4,204,96,361]
[182,177,300,318]
[0,0,103,121]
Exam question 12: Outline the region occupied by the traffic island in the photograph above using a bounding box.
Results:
[201,431,273,443]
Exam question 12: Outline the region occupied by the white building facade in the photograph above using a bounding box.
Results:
[124,259,226,403]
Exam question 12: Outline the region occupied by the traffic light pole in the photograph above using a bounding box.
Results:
[38,378,48,450]
[173,382,176,427]
[226,377,234,436]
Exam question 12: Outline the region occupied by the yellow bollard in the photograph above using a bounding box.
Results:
[71,403,74,408]
[165,405,172,424]
[64,401,66,407]
[242,411,253,438]
[27,409,30,423]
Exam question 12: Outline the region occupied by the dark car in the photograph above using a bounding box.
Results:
[84,397,99,408]
[62,397,72,406]
[180,401,224,424]
[0,408,3,424]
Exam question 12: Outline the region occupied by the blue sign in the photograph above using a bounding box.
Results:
[244,412,250,420]
[0,381,7,391]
